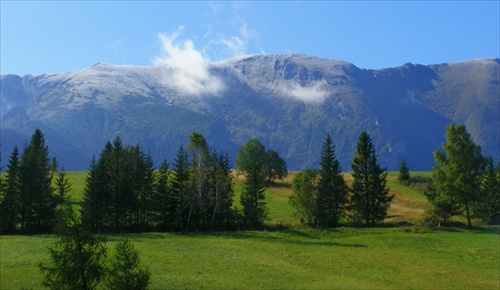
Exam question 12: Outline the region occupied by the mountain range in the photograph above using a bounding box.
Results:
[1,54,499,171]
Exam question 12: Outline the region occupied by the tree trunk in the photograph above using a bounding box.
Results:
[464,200,472,228]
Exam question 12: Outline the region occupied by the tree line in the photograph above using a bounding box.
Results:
[1,123,498,235]
[0,129,287,234]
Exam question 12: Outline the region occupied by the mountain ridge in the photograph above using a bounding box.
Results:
[1,54,498,171]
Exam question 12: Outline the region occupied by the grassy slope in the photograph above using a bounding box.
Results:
[1,171,499,289]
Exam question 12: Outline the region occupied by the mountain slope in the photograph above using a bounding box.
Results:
[1,54,498,171]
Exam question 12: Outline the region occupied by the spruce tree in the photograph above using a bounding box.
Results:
[1,146,22,233]
[39,204,107,290]
[171,145,190,230]
[315,133,348,227]
[154,159,171,230]
[210,150,234,230]
[236,139,268,228]
[350,132,393,226]
[19,129,57,233]
[106,239,150,290]
[398,160,411,185]
[476,156,499,224]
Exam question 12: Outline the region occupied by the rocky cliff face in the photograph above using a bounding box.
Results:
[1,54,498,171]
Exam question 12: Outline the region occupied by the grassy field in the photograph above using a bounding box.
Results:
[1,171,499,289]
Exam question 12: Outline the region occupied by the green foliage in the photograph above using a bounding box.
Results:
[39,205,107,290]
[237,139,268,228]
[1,146,21,233]
[265,149,288,184]
[350,132,394,226]
[81,137,156,232]
[427,123,485,227]
[315,133,348,227]
[106,238,150,290]
[397,160,411,185]
[289,169,318,226]
[474,156,500,224]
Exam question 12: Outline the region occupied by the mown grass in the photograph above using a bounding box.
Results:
[2,171,498,289]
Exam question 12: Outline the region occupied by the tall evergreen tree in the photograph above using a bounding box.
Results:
[19,129,57,233]
[39,204,107,290]
[315,133,348,227]
[475,156,499,224]
[1,146,22,233]
[171,145,190,231]
[236,139,268,228]
[153,159,171,230]
[428,123,485,227]
[106,239,150,290]
[82,144,113,232]
[210,150,234,230]
[350,132,393,226]
[398,160,411,185]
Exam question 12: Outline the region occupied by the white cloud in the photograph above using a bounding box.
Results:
[153,26,224,96]
[279,81,329,103]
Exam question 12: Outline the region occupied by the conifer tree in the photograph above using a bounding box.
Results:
[19,129,57,233]
[39,204,107,290]
[154,159,171,230]
[210,150,234,230]
[398,160,411,185]
[106,239,150,290]
[475,156,499,224]
[1,146,21,233]
[171,145,190,230]
[350,132,393,226]
[236,139,268,228]
[315,133,348,227]
[428,123,485,227]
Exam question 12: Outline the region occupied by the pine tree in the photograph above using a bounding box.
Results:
[39,204,107,290]
[350,132,393,226]
[82,144,113,232]
[1,146,22,233]
[171,145,190,231]
[210,150,234,230]
[236,139,268,228]
[315,133,348,227]
[19,129,57,233]
[106,239,150,290]
[154,159,171,230]
[476,156,499,224]
[398,160,411,185]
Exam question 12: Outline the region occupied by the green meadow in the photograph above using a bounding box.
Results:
[1,171,499,289]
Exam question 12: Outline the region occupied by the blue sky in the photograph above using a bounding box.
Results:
[1,1,499,76]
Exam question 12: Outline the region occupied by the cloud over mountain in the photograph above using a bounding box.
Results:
[153,27,224,96]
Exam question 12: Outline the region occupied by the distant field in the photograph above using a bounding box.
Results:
[2,171,498,289]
